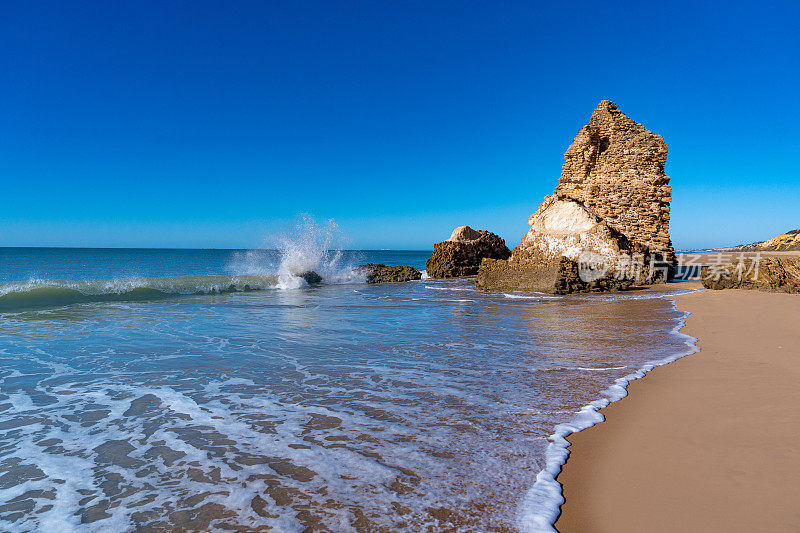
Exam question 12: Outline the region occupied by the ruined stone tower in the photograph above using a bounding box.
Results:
[476,100,676,293]
[554,100,674,262]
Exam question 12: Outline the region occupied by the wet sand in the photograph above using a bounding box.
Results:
[556,282,800,532]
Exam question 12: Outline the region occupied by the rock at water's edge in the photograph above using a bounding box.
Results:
[477,251,633,294]
[477,100,675,293]
[702,257,800,293]
[520,195,638,262]
[358,263,422,283]
[299,271,323,285]
[426,226,511,278]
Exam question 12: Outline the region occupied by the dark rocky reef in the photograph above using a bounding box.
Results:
[702,257,800,293]
[358,263,422,283]
[426,226,511,278]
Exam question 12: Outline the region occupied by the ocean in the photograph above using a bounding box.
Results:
[0,246,694,532]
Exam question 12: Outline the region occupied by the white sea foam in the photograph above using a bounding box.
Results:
[0,369,23,384]
[504,293,560,300]
[515,292,701,532]
[6,391,36,411]
[379,296,474,303]
[424,284,476,292]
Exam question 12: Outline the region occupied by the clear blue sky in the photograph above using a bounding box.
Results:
[1,1,798,250]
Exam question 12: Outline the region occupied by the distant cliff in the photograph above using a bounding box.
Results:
[727,230,800,252]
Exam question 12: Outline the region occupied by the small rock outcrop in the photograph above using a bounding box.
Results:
[358,263,422,283]
[426,226,511,278]
[299,271,323,285]
[478,100,674,293]
[702,257,800,293]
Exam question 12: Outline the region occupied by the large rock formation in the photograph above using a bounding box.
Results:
[702,257,800,293]
[358,263,422,283]
[426,226,511,278]
[478,100,674,293]
[555,100,674,263]
[521,195,638,263]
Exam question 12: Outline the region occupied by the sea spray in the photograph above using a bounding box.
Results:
[0,218,369,312]
[229,214,365,288]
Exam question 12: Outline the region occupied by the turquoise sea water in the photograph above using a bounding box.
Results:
[0,247,690,531]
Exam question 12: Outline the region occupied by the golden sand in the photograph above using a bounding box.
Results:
[556,282,800,532]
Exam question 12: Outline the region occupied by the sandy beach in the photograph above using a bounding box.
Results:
[556,282,800,532]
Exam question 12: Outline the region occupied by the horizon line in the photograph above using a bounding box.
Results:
[0,246,435,251]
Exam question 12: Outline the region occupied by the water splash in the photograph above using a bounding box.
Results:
[230,215,365,289]
[0,217,369,312]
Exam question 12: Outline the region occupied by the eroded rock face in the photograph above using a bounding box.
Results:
[426,226,511,278]
[358,263,422,283]
[520,196,635,262]
[447,225,483,242]
[702,257,800,293]
[477,100,674,293]
[477,251,634,294]
[556,100,674,264]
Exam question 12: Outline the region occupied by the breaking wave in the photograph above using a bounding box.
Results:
[1,216,366,312]
[0,275,278,312]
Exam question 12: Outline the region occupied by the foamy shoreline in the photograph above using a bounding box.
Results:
[554,283,800,532]
[517,284,702,532]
